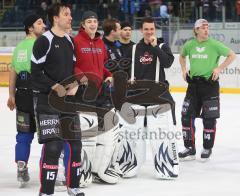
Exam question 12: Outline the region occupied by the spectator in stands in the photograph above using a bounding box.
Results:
[36,1,48,22]
[225,0,234,20]
[108,0,121,19]
[99,0,109,20]
[159,1,169,25]
[138,0,152,18]
[148,0,162,17]
[120,0,140,23]
[236,0,240,21]
[160,2,169,19]
[213,0,223,21]
[202,0,210,20]
[167,1,179,17]
[167,2,174,15]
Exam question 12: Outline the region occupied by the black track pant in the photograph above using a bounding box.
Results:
[39,140,82,195]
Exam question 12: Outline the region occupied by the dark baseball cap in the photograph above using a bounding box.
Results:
[23,14,42,29]
[82,11,98,21]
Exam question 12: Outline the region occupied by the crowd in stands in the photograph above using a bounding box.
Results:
[196,0,239,22]
[1,0,240,28]
[0,0,180,27]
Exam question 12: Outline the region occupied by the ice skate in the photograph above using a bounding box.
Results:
[17,161,30,188]
[67,187,85,196]
[178,147,196,161]
[55,176,67,192]
[200,148,212,162]
[39,193,53,196]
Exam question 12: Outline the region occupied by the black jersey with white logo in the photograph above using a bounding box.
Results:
[31,30,75,93]
[128,39,174,82]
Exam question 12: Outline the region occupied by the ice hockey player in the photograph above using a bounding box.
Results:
[179,19,236,161]
[31,3,84,196]
[7,14,45,187]
[114,17,179,179]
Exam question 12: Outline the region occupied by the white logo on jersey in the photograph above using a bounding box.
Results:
[17,49,27,62]
[196,47,205,53]
[140,52,153,65]
[192,54,208,59]
[55,44,59,48]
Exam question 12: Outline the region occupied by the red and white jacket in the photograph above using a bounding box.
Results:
[74,28,112,87]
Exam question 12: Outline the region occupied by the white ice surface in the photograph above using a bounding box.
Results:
[0,87,240,196]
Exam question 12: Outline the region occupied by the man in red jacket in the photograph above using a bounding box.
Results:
[74,11,112,87]
[73,11,121,186]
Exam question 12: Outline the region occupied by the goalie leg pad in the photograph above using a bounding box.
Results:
[79,112,98,187]
[147,104,179,179]
[92,109,121,184]
[114,104,146,178]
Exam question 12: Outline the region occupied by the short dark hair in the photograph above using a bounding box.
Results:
[25,27,30,35]
[141,17,156,28]
[103,18,120,36]
[24,25,31,35]
[47,3,71,27]
[120,21,132,29]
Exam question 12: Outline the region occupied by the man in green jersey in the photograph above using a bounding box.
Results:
[7,14,45,187]
[178,19,236,161]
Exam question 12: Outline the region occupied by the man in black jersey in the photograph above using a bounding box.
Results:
[119,21,135,57]
[102,18,124,73]
[31,3,84,196]
[114,17,178,179]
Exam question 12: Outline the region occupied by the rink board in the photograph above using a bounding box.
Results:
[1,52,240,93]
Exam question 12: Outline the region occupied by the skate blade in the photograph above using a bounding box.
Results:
[155,170,178,180]
[199,157,210,162]
[19,181,28,188]
[79,180,92,188]
[55,181,67,192]
[179,155,196,161]
[122,168,138,178]
[156,175,178,180]
[55,186,67,192]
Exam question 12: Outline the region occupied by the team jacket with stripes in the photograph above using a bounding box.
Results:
[31,30,75,93]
